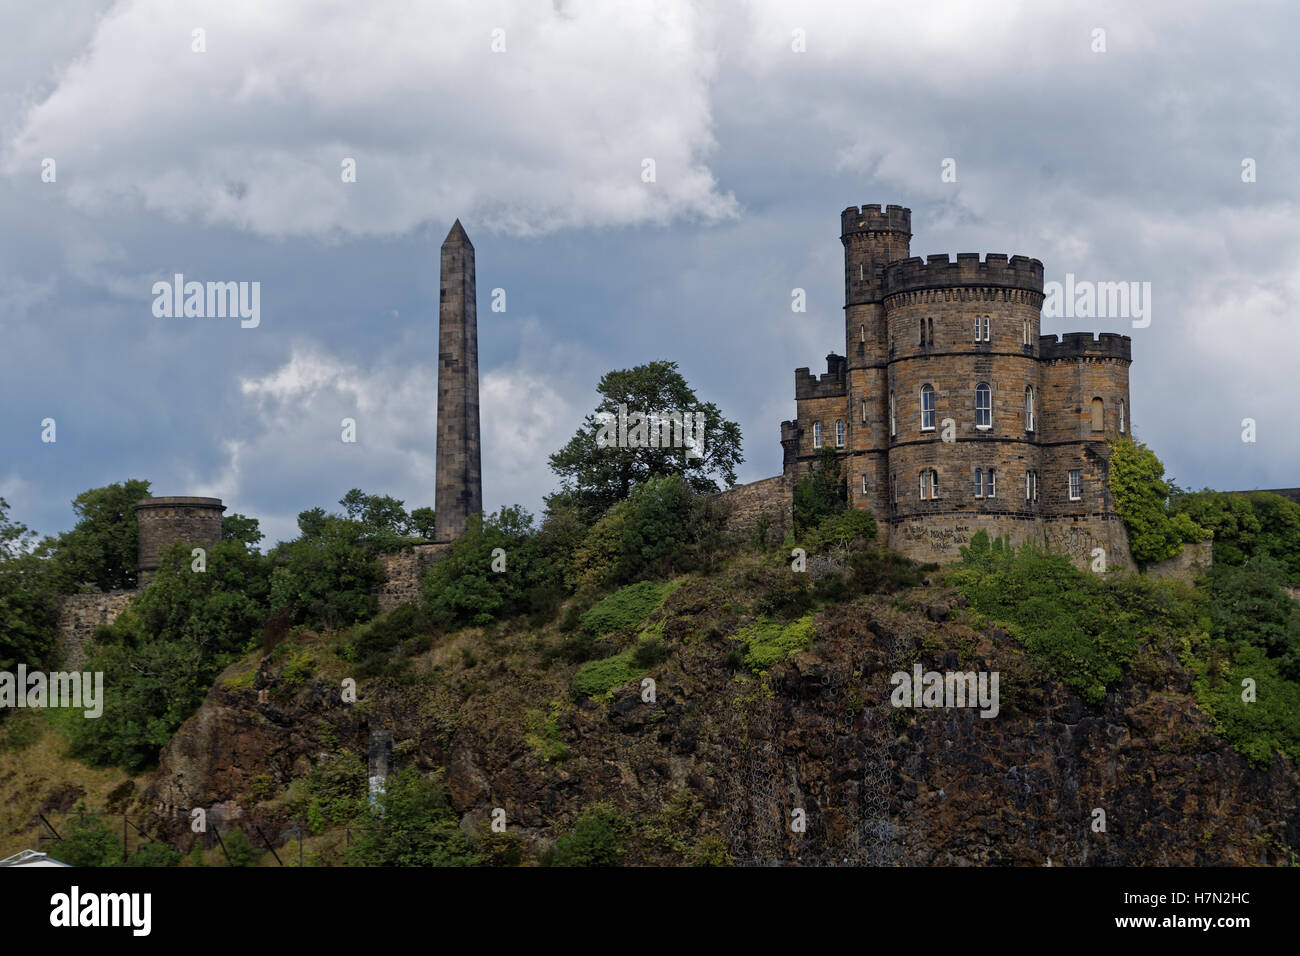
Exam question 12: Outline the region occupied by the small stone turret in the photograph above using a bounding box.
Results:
[135,496,225,585]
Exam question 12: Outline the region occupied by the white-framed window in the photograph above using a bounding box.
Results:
[813,422,823,447]
[921,384,935,431]
[860,324,866,343]
[861,399,868,424]
[973,315,981,342]
[861,474,868,495]
[975,382,992,429]
[974,469,984,498]
[1025,470,1039,503]
[835,419,845,448]
[1025,386,1035,432]
[889,393,896,437]
[1118,399,1125,433]
[920,469,939,500]
[1068,470,1082,501]
[982,315,990,341]
[987,467,995,498]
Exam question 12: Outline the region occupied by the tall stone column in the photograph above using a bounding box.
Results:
[434,219,482,542]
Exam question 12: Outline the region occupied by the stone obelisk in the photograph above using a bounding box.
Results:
[433,219,482,542]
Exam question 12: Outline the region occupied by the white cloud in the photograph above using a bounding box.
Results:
[4,0,737,238]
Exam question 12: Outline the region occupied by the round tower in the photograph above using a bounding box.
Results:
[882,253,1045,557]
[135,496,226,585]
[840,205,912,520]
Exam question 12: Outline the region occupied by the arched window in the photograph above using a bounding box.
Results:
[975,383,992,429]
[860,325,865,343]
[1118,399,1125,433]
[813,422,823,447]
[861,474,868,495]
[861,399,868,424]
[974,469,984,498]
[920,385,935,431]
[927,317,935,345]
[973,315,981,342]
[987,467,996,498]
[1025,386,1035,432]
[1091,397,1104,432]
[889,392,896,437]
[919,318,925,345]
[835,419,845,448]
[982,316,990,341]
[1023,318,1029,345]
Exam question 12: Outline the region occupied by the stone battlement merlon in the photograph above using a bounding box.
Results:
[1038,332,1132,361]
[883,253,1044,296]
[840,204,912,238]
[794,364,848,400]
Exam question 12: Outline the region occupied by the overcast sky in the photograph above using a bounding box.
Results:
[1,0,1297,547]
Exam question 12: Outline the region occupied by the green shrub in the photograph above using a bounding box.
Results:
[953,533,1143,703]
[346,767,478,867]
[220,828,260,867]
[802,507,877,553]
[349,603,434,677]
[52,804,119,867]
[734,615,814,671]
[128,842,182,867]
[793,447,847,536]
[1189,642,1300,768]
[571,649,644,698]
[1207,557,1300,681]
[545,807,626,866]
[1108,435,1208,565]
[580,580,676,637]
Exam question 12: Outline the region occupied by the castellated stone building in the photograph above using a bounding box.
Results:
[780,204,1134,568]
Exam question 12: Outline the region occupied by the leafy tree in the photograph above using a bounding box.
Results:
[1207,557,1300,681]
[338,488,421,548]
[53,804,119,867]
[793,447,847,536]
[45,480,151,592]
[345,768,478,867]
[547,361,743,521]
[409,507,438,540]
[0,499,58,671]
[1107,436,1207,565]
[69,539,271,770]
[269,508,383,631]
[423,505,555,628]
[222,513,264,550]
[1172,490,1300,580]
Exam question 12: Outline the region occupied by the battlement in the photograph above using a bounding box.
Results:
[1038,332,1132,361]
[794,353,847,399]
[883,253,1044,295]
[841,204,912,237]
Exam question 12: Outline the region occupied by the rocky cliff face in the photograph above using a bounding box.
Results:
[140,576,1299,865]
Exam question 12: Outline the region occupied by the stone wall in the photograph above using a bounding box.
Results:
[55,591,135,670]
[376,543,453,613]
[1143,539,1213,584]
[712,475,792,543]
